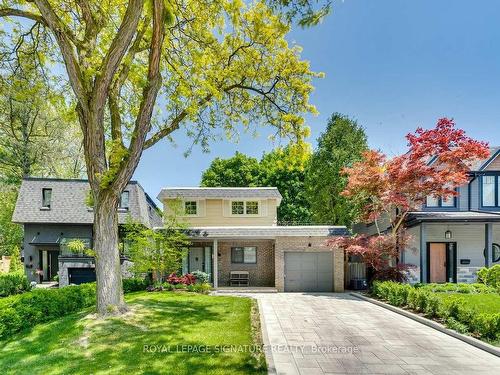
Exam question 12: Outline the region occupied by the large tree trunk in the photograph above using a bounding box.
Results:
[93,191,126,315]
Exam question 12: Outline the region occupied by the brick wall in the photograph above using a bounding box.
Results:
[217,240,275,287]
[274,236,344,292]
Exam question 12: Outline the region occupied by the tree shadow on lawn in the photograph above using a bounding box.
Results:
[0,293,265,375]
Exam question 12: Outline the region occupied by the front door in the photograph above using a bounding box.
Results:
[429,243,446,283]
[189,247,204,273]
[39,250,60,281]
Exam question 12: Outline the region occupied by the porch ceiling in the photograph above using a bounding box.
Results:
[406,211,500,227]
[183,225,349,239]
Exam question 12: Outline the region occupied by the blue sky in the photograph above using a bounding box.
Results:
[134,0,500,202]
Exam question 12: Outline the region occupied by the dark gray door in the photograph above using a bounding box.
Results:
[284,252,333,292]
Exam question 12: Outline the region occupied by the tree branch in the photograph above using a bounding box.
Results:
[32,0,89,115]
[143,93,213,150]
[113,0,165,189]
[91,0,144,117]
[0,8,46,25]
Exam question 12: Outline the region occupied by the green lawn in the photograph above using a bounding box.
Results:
[436,292,500,314]
[0,292,266,375]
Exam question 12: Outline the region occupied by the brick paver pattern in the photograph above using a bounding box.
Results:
[253,293,500,375]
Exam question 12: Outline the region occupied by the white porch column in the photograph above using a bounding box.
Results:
[485,223,493,267]
[213,239,218,288]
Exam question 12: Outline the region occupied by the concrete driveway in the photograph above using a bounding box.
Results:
[253,293,500,375]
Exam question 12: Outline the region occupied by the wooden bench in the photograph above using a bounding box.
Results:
[230,271,249,287]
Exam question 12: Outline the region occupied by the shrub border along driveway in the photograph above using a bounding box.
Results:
[351,292,500,358]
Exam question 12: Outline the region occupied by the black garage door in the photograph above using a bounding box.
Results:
[69,268,96,285]
[284,252,333,292]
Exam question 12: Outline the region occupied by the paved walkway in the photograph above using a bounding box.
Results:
[253,293,500,375]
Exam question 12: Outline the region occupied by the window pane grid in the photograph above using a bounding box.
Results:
[483,176,496,207]
[246,201,259,214]
[185,201,197,215]
[231,201,244,215]
[426,195,439,207]
[231,246,257,264]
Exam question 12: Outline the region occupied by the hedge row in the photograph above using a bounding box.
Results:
[415,282,496,294]
[372,281,500,341]
[0,277,151,339]
[0,283,96,339]
[0,272,31,297]
[122,277,149,293]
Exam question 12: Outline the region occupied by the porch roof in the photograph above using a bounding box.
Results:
[406,211,500,227]
[176,225,349,239]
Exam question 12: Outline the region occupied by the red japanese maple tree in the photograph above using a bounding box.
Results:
[330,118,489,276]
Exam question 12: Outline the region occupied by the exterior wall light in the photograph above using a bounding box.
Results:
[445,230,453,239]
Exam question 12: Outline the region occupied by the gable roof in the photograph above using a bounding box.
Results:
[473,146,500,171]
[12,178,162,227]
[425,146,500,172]
[158,187,282,203]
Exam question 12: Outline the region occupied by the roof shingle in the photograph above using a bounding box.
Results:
[157,187,282,202]
[13,178,162,227]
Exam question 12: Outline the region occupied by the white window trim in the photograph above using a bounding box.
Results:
[230,200,260,216]
[183,200,199,217]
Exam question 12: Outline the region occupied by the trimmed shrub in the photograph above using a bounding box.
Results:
[0,283,96,339]
[187,283,212,294]
[373,281,500,342]
[477,265,500,290]
[0,272,31,297]
[424,294,440,318]
[122,277,148,293]
[191,271,210,284]
[471,313,500,340]
[419,282,496,294]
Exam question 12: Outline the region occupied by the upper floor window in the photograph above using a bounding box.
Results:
[231,201,244,215]
[119,191,130,210]
[42,188,52,209]
[482,175,500,207]
[426,193,456,208]
[231,200,259,215]
[184,201,197,215]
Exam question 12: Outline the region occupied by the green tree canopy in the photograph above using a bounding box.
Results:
[0,55,85,184]
[260,143,311,223]
[0,0,321,314]
[201,152,261,187]
[305,113,368,226]
[201,143,312,223]
[0,185,23,256]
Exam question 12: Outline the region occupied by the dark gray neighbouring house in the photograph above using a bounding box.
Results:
[355,147,500,284]
[12,178,162,286]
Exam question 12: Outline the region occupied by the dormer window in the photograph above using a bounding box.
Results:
[119,191,129,210]
[184,201,197,215]
[42,188,52,209]
[231,200,259,215]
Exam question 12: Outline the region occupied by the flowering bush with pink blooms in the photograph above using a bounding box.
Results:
[166,273,196,285]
